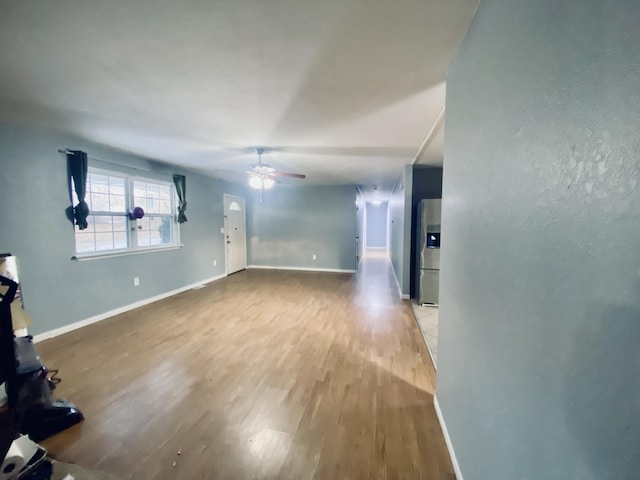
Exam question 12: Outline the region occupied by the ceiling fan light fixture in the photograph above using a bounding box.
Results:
[236,148,306,192]
[249,174,263,189]
[249,174,275,190]
[262,177,275,189]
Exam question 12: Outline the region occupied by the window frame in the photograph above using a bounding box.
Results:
[72,168,182,260]
[129,175,180,251]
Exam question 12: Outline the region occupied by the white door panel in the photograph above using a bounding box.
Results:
[224,194,247,275]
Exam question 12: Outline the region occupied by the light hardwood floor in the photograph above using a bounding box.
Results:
[38,257,453,480]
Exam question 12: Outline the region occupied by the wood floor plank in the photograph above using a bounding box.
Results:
[36,257,453,479]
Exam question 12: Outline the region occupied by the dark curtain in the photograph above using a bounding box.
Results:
[65,150,90,230]
[173,174,188,223]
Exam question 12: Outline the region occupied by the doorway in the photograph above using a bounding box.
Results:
[223,194,247,275]
[364,201,389,257]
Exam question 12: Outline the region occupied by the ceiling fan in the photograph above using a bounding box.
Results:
[246,147,306,191]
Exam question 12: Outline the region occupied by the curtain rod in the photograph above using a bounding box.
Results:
[58,148,151,172]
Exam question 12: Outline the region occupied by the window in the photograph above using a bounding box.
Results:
[133,180,174,247]
[74,169,179,256]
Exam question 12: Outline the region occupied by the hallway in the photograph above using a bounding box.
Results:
[38,258,451,479]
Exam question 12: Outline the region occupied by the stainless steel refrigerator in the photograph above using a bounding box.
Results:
[417,199,442,305]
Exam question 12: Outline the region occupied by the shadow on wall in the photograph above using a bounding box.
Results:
[270,1,461,139]
[565,282,640,478]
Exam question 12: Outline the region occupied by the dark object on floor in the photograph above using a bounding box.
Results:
[1,275,53,480]
[21,399,84,443]
[14,336,84,441]
[16,446,52,480]
[19,462,53,480]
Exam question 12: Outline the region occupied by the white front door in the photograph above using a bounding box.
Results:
[224,194,247,275]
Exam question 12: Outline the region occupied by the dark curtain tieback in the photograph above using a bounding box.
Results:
[65,150,90,230]
[173,174,188,224]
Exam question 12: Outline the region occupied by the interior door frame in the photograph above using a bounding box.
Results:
[223,193,247,275]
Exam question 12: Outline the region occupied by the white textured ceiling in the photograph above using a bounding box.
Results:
[0,0,477,188]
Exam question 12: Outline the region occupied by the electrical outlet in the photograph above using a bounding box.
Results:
[312,254,317,261]
[133,276,140,287]
[213,260,217,266]
[220,227,225,233]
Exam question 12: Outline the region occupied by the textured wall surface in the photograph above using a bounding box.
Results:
[410,167,443,297]
[401,165,413,297]
[389,166,413,296]
[389,181,405,292]
[356,189,365,264]
[438,1,640,479]
[246,185,357,271]
[0,122,244,335]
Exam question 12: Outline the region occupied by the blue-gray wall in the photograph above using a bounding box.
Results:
[356,188,365,264]
[410,167,443,297]
[246,185,357,271]
[389,181,405,293]
[365,201,388,248]
[438,1,640,479]
[389,165,413,297]
[401,166,413,298]
[0,121,245,335]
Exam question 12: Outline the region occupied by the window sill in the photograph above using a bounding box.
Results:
[71,244,184,261]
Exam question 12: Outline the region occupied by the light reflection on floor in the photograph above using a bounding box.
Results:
[356,250,439,369]
[412,302,438,368]
[354,251,399,313]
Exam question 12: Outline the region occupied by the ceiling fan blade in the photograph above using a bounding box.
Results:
[271,171,306,179]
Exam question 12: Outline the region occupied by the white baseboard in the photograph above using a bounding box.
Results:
[32,273,227,343]
[425,339,437,370]
[248,265,356,274]
[410,306,437,372]
[434,395,464,480]
[402,294,410,300]
[390,262,404,299]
